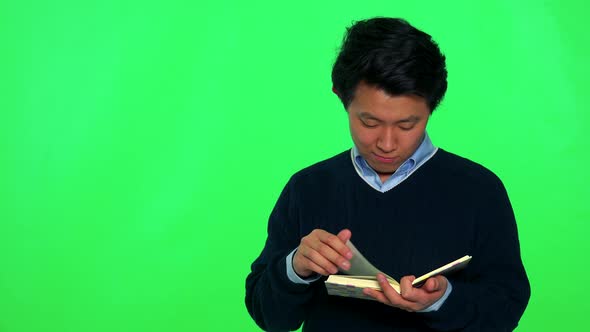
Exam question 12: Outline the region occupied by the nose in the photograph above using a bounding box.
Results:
[377,127,397,153]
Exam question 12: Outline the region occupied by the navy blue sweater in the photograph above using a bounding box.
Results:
[246,149,530,331]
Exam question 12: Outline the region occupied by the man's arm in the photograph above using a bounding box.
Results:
[362,175,530,330]
[416,177,530,330]
[245,178,353,331]
[245,179,314,331]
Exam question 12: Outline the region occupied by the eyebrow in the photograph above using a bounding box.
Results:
[396,115,420,123]
[358,112,381,121]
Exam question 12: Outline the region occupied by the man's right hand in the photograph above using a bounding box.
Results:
[292,229,353,278]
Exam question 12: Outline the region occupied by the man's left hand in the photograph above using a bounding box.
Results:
[363,274,448,312]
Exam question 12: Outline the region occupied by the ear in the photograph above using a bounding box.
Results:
[332,86,339,96]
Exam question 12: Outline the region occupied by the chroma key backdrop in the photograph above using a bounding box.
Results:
[0,0,588,331]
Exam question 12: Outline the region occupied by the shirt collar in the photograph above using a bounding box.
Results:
[351,132,437,191]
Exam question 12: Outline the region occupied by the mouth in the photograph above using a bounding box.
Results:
[373,153,398,164]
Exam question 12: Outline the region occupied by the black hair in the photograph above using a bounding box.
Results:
[331,17,448,112]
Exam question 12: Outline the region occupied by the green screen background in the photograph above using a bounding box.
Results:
[1,0,588,331]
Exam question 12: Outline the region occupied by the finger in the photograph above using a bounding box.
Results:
[399,275,416,299]
[362,288,390,305]
[307,231,352,269]
[424,276,446,293]
[376,274,404,303]
[303,237,351,271]
[398,275,447,311]
[316,230,353,261]
[316,244,351,271]
[294,229,350,277]
[423,278,439,292]
[293,248,328,277]
[303,258,332,276]
[374,275,417,312]
[299,246,340,275]
[337,229,352,244]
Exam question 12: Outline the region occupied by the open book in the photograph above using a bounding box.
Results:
[324,241,471,300]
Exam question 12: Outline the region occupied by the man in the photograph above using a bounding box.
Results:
[245,17,530,331]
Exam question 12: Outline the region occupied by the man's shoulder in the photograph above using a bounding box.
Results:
[290,150,352,184]
[431,149,504,187]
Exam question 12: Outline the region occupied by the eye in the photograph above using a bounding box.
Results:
[398,121,418,131]
[399,125,415,131]
[360,119,379,128]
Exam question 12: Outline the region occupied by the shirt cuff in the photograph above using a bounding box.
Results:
[417,278,453,313]
[286,248,322,284]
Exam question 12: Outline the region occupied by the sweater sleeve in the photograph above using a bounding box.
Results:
[245,177,321,331]
[420,176,531,331]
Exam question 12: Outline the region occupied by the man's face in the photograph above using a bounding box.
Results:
[347,82,431,181]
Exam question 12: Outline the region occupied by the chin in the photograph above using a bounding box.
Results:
[374,167,397,175]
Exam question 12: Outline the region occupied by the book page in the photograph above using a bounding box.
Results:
[327,244,472,300]
[326,274,401,294]
[343,241,399,285]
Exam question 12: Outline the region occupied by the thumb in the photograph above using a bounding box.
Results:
[424,278,438,292]
[425,276,444,292]
[337,229,352,243]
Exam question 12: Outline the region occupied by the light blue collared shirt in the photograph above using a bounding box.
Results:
[286,133,450,312]
[351,133,437,193]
